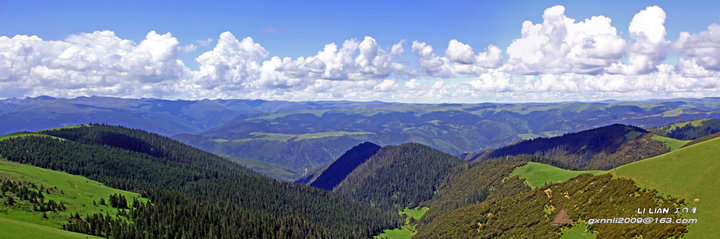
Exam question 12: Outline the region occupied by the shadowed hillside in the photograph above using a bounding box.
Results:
[334,143,466,210]
[648,118,720,140]
[302,142,381,190]
[472,124,669,170]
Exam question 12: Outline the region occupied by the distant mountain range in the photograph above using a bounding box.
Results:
[4,96,720,181]
[171,97,720,180]
[0,96,402,136]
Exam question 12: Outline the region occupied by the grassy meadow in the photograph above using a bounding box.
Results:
[509,162,603,189]
[375,207,429,239]
[0,159,147,230]
[612,137,720,238]
[651,134,690,151]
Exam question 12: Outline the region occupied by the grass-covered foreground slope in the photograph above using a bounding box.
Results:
[0,159,145,229]
[509,162,603,189]
[0,125,401,238]
[0,217,102,239]
[612,136,720,238]
[0,158,135,239]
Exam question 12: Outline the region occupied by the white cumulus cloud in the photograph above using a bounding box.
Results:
[607,6,669,75]
[412,39,502,77]
[192,32,268,92]
[674,23,720,73]
[505,5,626,74]
[2,5,720,103]
[0,30,187,98]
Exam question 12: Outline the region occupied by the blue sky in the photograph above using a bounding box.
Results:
[3,0,718,64]
[1,0,720,102]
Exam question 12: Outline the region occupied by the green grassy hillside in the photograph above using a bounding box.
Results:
[375,207,429,239]
[0,159,144,237]
[0,217,102,239]
[650,134,690,151]
[612,137,720,238]
[509,162,603,189]
[0,160,147,228]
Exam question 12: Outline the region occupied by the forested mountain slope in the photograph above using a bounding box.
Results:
[648,118,720,140]
[0,125,401,238]
[333,143,465,210]
[302,142,381,190]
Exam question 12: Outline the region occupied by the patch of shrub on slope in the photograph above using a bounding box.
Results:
[416,174,687,239]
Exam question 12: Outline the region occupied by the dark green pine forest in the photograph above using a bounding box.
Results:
[0,125,401,238]
[333,143,465,211]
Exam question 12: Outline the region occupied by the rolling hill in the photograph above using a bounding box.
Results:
[0,217,102,239]
[0,96,402,136]
[0,159,143,238]
[412,131,719,238]
[508,162,603,189]
[179,98,720,180]
[0,125,401,238]
[4,96,720,181]
[471,124,670,170]
[612,136,720,238]
[333,143,466,210]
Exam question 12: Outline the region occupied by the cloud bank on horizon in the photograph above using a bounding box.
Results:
[1,5,719,103]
